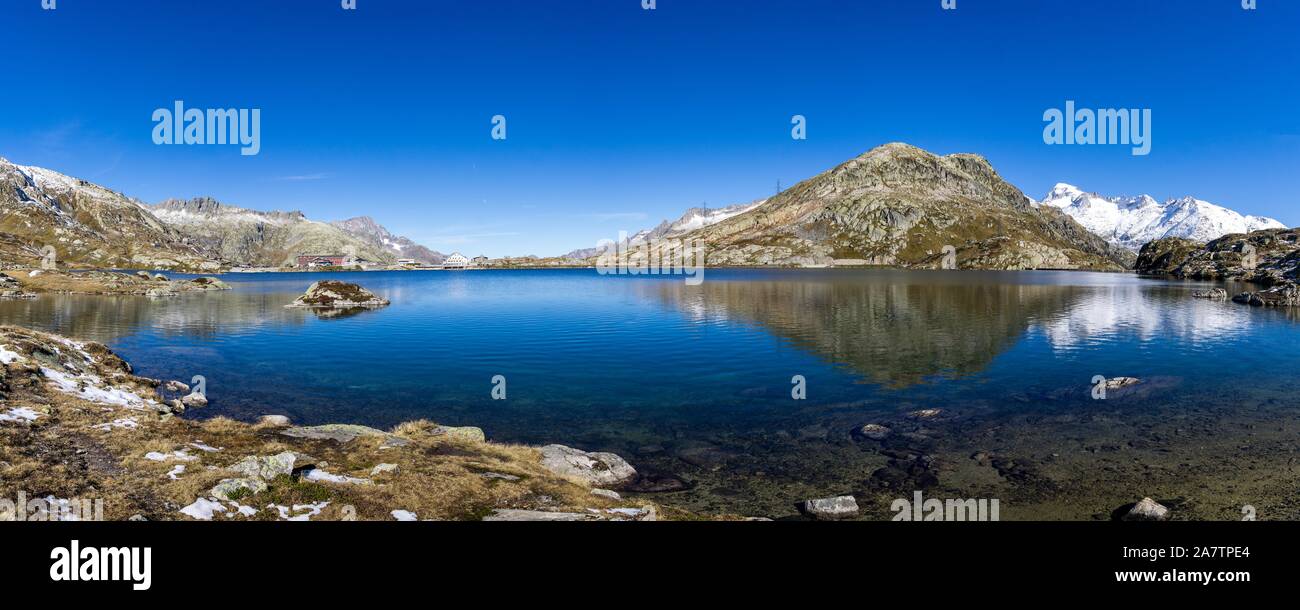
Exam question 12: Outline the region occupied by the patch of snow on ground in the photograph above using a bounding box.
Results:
[145,449,196,462]
[189,440,222,452]
[0,407,42,424]
[180,498,227,520]
[92,417,139,432]
[303,468,372,485]
[41,367,153,409]
[287,502,330,521]
[0,345,24,364]
[167,465,185,480]
[392,510,418,521]
[229,502,257,517]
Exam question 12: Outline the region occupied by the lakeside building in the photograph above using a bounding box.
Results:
[472,255,489,266]
[443,252,470,269]
[296,254,356,268]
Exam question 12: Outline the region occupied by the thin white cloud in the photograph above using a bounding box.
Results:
[275,173,331,182]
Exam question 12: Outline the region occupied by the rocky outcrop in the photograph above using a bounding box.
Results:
[285,281,390,310]
[3,269,233,297]
[1136,228,1299,285]
[1233,283,1300,307]
[539,444,638,489]
[0,274,35,299]
[1137,228,1300,307]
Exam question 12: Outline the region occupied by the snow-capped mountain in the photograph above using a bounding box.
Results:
[1037,183,1287,251]
[563,199,766,259]
[0,157,216,270]
[331,216,445,264]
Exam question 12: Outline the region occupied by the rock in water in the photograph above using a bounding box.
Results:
[285,281,390,309]
[1105,377,1141,390]
[1123,497,1169,521]
[800,495,860,520]
[539,444,638,489]
[258,414,291,427]
[163,380,190,393]
[853,423,892,440]
[180,391,208,408]
[1191,288,1228,300]
[1233,283,1300,308]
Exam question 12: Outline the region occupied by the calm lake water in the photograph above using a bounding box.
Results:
[3,269,1298,520]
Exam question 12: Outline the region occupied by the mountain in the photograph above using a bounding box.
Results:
[1037,183,1286,251]
[151,198,398,267]
[562,200,765,259]
[0,157,217,270]
[628,143,1132,270]
[331,216,446,264]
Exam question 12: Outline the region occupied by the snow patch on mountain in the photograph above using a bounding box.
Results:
[563,199,766,259]
[1037,183,1286,250]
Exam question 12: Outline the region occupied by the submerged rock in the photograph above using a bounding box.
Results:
[853,423,892,441]
[1123,497,1170,522]
[187,277,230,291]
[907,408,943,419]
[799,495,860,520]
[1104,377,1141,390]
[539,444,638,489]
[1191,288,1229,300]
[285,281,390,310]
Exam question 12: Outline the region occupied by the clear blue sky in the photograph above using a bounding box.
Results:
[4,0,1297,257]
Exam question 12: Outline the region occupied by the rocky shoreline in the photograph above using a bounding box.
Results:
[2,267,231,298]
[1137,227,1299,308]
[0,325,673,521]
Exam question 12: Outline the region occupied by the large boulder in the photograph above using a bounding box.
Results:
[227,452,297,480]
[1123,497,1169,522]
[285,281,389,309]
[432,425,486,443]
[280,423,409,447]
[800,495,860,520]
[539,444,638,489]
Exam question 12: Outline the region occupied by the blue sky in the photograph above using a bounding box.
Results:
[4,0,1298,257]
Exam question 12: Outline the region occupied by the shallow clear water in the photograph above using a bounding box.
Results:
[3,269,1297,519]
